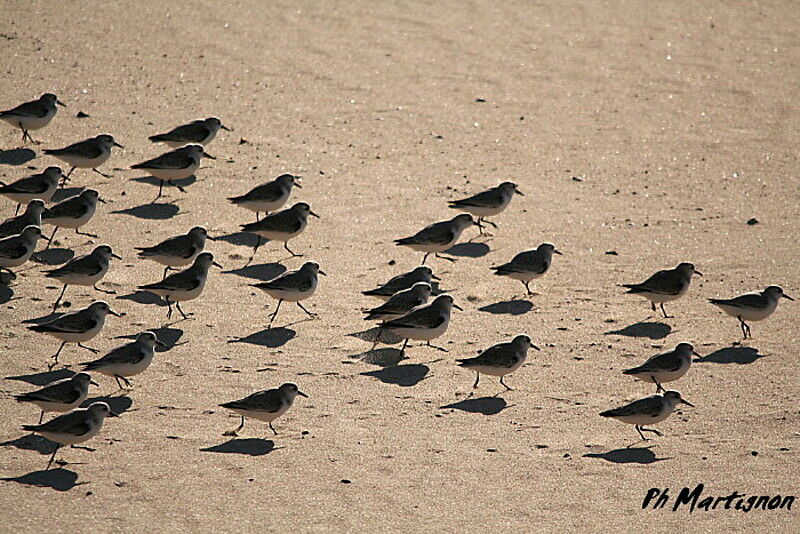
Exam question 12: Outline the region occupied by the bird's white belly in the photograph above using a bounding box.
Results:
[632,366,689,384]
[232,404,289,423]
[636,289,685,304]
[467,361,523,377]
[715,302,776,321]
[97,357,153,378]
[47,322,104,343]
[146,252,197,268]
[3,187,57,204]
[612,409,671,426]
[44,208,95,229]
[0,248,35,268]
[143,163,199,180]
[389,316,450,341]
[4,110,55,131]
[151,280,206,302]
[40,421,103,446]
[240,196,288,214]
[251,228,302,242]
[55,152,110,169]
[264,285,315,302]
[460,204,507,217]
[52,267,108,286]
[31,396,86,414]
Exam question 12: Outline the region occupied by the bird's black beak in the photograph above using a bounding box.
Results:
[109,410,121,417]
[56,100,66,107]
[453,303,464,311]
[109,309,123,317]
[206,234,217,241]
[318,269,327,276]
[213,261,223,268]
[97,198,107,204]
[220,124,232,131]
[554,249,563,255]
[694,270,703,277]
[298,391,309,398]
[155,339,168,348]
[692,350,702,358]
[680,399,695,408]
[113,142,124,149]
[783,294,795,301]
[294,181,302,189]
[431,274,441,281]
[309,210,320,218]
[530,343,541,351]
[89,380,100,386]
[202,151,216,159]
[111,253,122,260]
[514,189,524,196]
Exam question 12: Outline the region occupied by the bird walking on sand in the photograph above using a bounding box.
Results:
[41,188,104,248]
[228,173,300,222]
[394,214,477,264]
[138,252,221,320]
[240,202,319,264]
[251,261,325,327]
[23,401,115,469]
[220,383,307,436]
[80,331,166,391]
[491,243,561,296]
[456,334,540,391]
[622,263,701,318]
[0,225,43,276]
[44,134,123,179]
[362,265,439,301]
[381,294,461,355]
[0,199,45,239]
[600,391,694,442]
[0,167,65,215]
[622,343,699,393]
[364,281,432,349]
[709,286,794,339]
[0,93,65,144]
[131,144,215,200]
[44,244,121,310]
[15,372,96,424]
[448,181,523,235]
[135,226,212,279]
[149,117,230,147]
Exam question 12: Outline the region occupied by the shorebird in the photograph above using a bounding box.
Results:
[394,214,477,264]
[0,199,45,238]
[251,261,325,327]
[448,181,523,235]
[149,117,230,147]
[220,383,307,436]
[0,93,65,144]
[491,243,561,295]
[15,372,96,424]
[44,244,121,310]
[362,265,440,301]
[41,188,103,248]
[600,391,694,442]
[456,335,540,391]
[240,202,319,264]
[80,331,166,391]
[228,173,300,222]
[622,263,701,318]
[0,225,43,275]
[138,252,221,320]
[622,343,699,393]
[44,134,123,179]
[131,144,215,199]
[135,226,212,279]
[23,401,115,469]
[709,286,794,339]
[381,294,461,355]
[364,282,432,349]
[0,167,65,215]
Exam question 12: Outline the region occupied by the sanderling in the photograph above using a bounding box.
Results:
[149,117,230,147]
[0,93,65,144]
[27,301,122,367]
[138,252,221,320]
[23,401,114,469]
[15,372,96,424]
[0,167,65,215]
[228,174,301,222]
[0,225,43,275]
[623,343,699,393]
[44,134,123,179]
[622,263,702,318]
[364,281,432,349]
[131,144,215,199]
[41,188,103,247]
[251,261,325,327]
[491,243,561,295]
[394,214,477,264]
[80,331,166,390]
[240,202,319,263]
[44,244,121,311]
[448,181,523,235]
[361,265,440,301]
[600,391,694,442]
[135,226,212,279]
[0,199,45,239]
[381,294,461,355]
[220,383,307,436]
[456,334,540,391]
[709,286,794,339]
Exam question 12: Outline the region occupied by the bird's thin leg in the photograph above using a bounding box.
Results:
[500,376,512,391]
[45,227,58,249]
[155,180,165,202]
[225,415,245,436]
[371,327,383,350]
[75,227,98,238]
[93,283,115,294]
[523,281,532,296]
[650,302,656,312]
[14,203,20,216]
[78,343,99,354]
[246,236,262,266]
[484,219,498,229]
[421,253,430,265]
[296,301,316,318]
[165,299,174,320]
[472,373,480,389]
[269,422,278,435]
[92,168,112,179]
[114,376,125,391]
[52,285,68,311]
[46,446,60,470]
[162,266,172,279]
[51,341,67,365]
[659,303,672,318]
[635,425,649,441]
[640,427,664,437]
[283,241,302,257]
[738,317,751,339]
[425,340,448,352]
[114,375,132,391]
[38,410,44,424]
[435,253,457,263]
[172,180,187,194]
[175,302,190,320]
[255,212,260,222]
[399,338,409,355]
[476,217,485,236]
[66,166,76,178]
[268,299,283,327]
[653,377,665,393]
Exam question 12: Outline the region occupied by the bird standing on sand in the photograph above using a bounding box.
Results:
[622,343,699,393]
[228,173,301,222]
[15,372,96,424]
[0,167,65,215]
[622,263,701,318]
[44,134,123,179]
[220,383,308,436]
[394,214,477,264]
[43,244,121,310]
[600,391,694,442]
[138,252,221,320]
[0,93,65,144]
[131,144,215,200]
[709,286,794,339]
[251,261,325,327]
[456,334,540,391]
[448,181,523,235]
[80,331,166,391]
[381,294,461,355]
[491,243,561,296]
[149,117,230,147]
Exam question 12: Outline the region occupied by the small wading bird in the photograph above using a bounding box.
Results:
[622,343,699,393]
[220,383,308,436]
[456,334,540,391]
[448,181,523,235]
[491,243,561,296]
[709,286,794,339]
[622,263,701,318]
[600,391,694,442]
[0,93,65,144]
[149,117,230,147]
[44,134,123,179]
[80,332,166,391]
[394,214,477,264]
[14,372,96,424]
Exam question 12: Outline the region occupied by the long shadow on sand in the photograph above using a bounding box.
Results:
[583,447,671,464]
[361,364,429,387]
[444,242,490,258]
[227,327,295,348]
[0,285,14,304]
[111,203,180,220]
[347,327,403,346]
[116,290,168,306]
[478,299,533,315]
[1,468,82,491]
[223,262,285,281]
[5,368,74,386]
[0,434,58,455]
[440,396,507,415]
[351,347,406,367]
[82,395,133,415]
[114,326,184,352]
[695,346,764,365]
[31,248,74,266]
[51,187,84,203]
[605,322,671,340]
[215,232,261,247]
[201,438,278,456]
[0,148,36,166]
[131,175,196,193]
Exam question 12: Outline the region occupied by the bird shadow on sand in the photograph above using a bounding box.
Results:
[444,242,490,258]
[440,396,508,415]
[130,175,197,193]
[115,326,183,352]
[583,446,671,464]
[0,148,36,166]
[0,285,13,304]
[351,347,406,367]
[5,368,74,386]
[215,231,261,247]
[605,322,671,340]
[695,346,764,365]
[227,327,295,348]
[111,202,180,220]
[478,299,533,315]
[1,468,83,492]
[116,290,168,306]
[360,364,429,387]
[82,395,133,415]
[31,248,74,265]
[0,434,58,455]
[20,310,64,325]
[200,438,279,456]
[51,187,84,203]
[347,327,403,345]
[223,262,285,281]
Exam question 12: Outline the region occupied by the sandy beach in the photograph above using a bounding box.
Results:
[1,1,798,532]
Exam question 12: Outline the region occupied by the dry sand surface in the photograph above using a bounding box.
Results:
[1,1,798,532]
